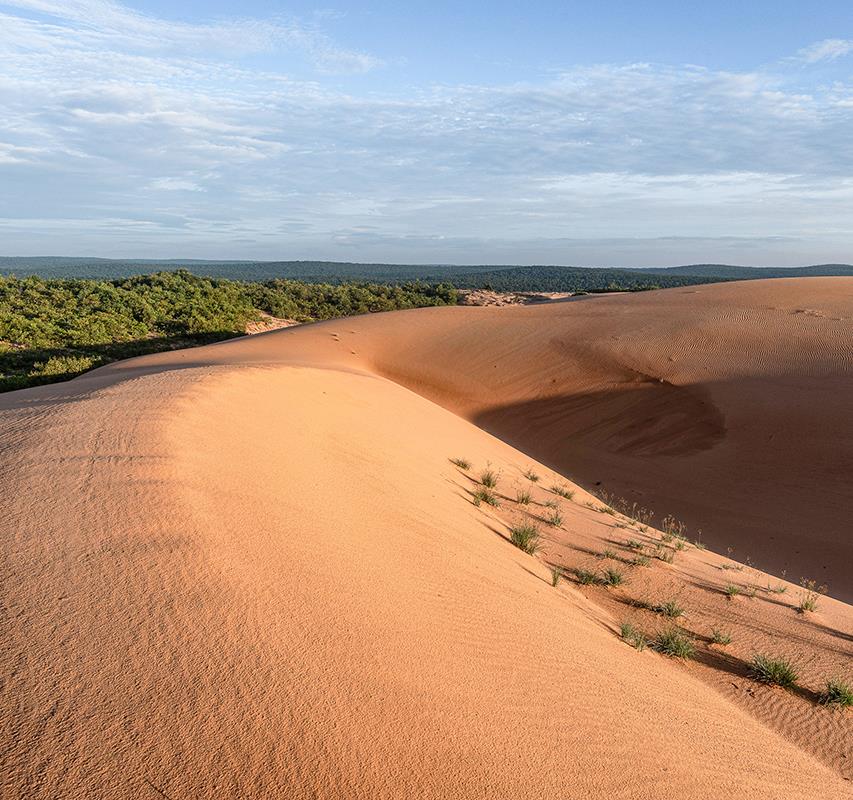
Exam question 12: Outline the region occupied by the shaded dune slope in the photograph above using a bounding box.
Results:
[1,278,851,798]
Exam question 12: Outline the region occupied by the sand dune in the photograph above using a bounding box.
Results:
[1,278,851,798]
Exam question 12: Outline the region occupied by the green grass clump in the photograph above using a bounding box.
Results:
[620,622,647,651]
[479,468,499,489]
[710,628,732,645]
[625,539,643,550]
[516,488,532,505]
[653,628,695,659]
[749,655,798,688]
[545,510,563,527]
[652,545,674,564]
[600,548,618,560]
[631,555,651,567]
[523,468,540,483]
[550,484,574,500]
[818,679,853,709]
[575,568,601,585]
[550,565,563,587]
[724,584,741,599]
[472,488,500,507]
[653,599,684,619]
[797,578,825,613]
[601,567,624,587]
[450,457,471,470]
[509,524,542,555]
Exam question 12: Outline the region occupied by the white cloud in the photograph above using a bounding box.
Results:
[0,2,852,263]
[797,38,853,63]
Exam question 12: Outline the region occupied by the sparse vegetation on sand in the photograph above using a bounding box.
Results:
[473,488,500,507]
[550,484,574,500]
[749,655,798,688]
[653,628,695,659]
[516,488,532,505]
[724,584,741,599]
[620,622,647,651]
[509,523,542,555]
[479,467,499,489]
[601,567,624,587]
[797,578,826,613]
[818,679,853,709]
[545,510,563,527]
[575,568,601,585]
[550,566,563,587]
[450,457,471,470]
[523,468,540,483]
[652,599,684,619]
[710,628,732,645]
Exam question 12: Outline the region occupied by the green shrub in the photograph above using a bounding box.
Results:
[653,599,684,619]
[523,469,540,483]
[620,622,647,651]
[550,484,574,500]
[575,568,600,585]
[653,628,695,659]
[516,488,532,505]
[450,457,471,470]
[545,510,563,527]
[473,488,500,507]
[797,578,826,613]
[818,679,853,709]
[601,567,624,587]
[749,655,798,688]
[710,628,732,645]
[724,584,741,599]
[479,468,499,489]
[509,524,542,555]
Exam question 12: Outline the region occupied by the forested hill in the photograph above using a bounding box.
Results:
[2,257,851,291]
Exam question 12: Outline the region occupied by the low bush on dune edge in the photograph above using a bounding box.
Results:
[0,271,458,391]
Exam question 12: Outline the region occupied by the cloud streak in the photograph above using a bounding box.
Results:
[0,1,851,263]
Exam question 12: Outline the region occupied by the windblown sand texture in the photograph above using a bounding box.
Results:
[2,278,851,798]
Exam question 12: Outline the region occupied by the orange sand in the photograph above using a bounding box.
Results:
[1,278,851,798]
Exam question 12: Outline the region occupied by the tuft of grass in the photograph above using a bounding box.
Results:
[516,488,532,506]
[749,654,798,688]
[710,628,732,646]
[473,488,500,507]
[545,510,563,527]
[818,679,853,709]
[767,583,788,595]
[575,568,601,586]
[724,584,741,599]
[631,555,651,567]
[652,545,674,564]
[600,506,616,516]
[693,538,707,550]
[479,468,499,489]
[551,484,575,500]
[543,498,559,510]
[653,599,684,619]
[625,539,644,550]
[523,468,540,483]
[509,523,542,555]
[550,565,563,587]
[797,578,826,613]
[599,549,618,560]
[620,621,647,651]
[450,457,471,470]
[653,628,695,659]
[601,567,625,587]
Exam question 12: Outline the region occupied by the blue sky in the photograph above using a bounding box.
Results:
[1,1,852,265]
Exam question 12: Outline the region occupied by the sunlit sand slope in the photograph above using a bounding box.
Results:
[1,278,850,798]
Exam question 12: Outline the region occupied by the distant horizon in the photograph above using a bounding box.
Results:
[2,255,853,271]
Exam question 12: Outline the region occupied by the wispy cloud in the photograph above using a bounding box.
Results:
[0,3,851,263]
[796,38,853,63]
